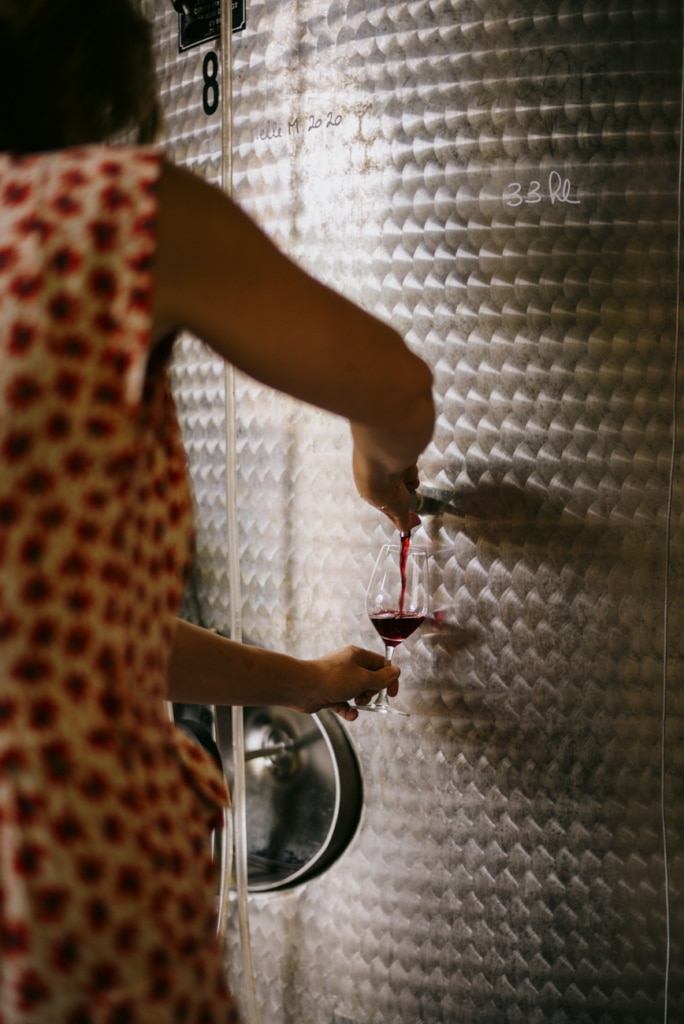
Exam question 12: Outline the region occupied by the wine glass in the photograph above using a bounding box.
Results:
[358,538,429,716]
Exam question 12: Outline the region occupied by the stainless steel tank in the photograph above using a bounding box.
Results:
[147,1,683,1021]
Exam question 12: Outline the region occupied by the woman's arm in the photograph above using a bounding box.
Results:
[166,619,400,722]
[152,161,435,530]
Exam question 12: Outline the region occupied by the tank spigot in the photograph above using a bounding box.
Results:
[408,489,450,516]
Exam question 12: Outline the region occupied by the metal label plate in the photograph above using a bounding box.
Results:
[177,0,245,52]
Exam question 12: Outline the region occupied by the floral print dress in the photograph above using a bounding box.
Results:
[0,146,239,1024]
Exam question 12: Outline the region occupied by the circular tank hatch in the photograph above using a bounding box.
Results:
[235,707,363,891]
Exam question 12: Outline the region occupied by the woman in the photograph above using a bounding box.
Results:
[0,2,435,1021]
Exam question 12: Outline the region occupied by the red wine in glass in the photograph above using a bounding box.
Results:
[360,538,429,716]
[370,611,425,646]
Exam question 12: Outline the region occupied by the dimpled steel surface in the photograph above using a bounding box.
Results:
[146,1,683,1022]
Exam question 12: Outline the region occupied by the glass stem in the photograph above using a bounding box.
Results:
[372,645,394,709]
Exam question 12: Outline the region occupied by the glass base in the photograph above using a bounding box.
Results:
[356,702,410,717]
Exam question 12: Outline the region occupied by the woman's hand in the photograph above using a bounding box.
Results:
[353,445,421,534]
[298,645,400,722]
[167,622,398,723]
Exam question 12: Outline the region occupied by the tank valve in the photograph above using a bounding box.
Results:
[409,489,450,516]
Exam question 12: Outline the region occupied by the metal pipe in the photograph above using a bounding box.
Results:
[218,2,261,1022]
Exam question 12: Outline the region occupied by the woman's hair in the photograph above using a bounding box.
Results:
[0,0,161,152]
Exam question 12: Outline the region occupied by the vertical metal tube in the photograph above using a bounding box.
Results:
[660,20,684,1022]
[217,3,261,1022]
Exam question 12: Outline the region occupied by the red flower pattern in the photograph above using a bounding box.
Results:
[11,275,42,300]
[50,247,82,275]
[9,322,35,353]
[2,921,30,956]
[17,214,55,242]
[0,146,235,1022]
[4,182,31,206]
[0,246,18,271]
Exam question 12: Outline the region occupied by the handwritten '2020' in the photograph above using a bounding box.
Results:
[504,172,580,207]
